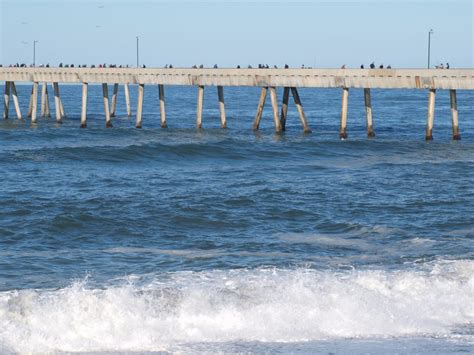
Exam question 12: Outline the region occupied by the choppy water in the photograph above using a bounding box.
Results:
[0,84,473,353]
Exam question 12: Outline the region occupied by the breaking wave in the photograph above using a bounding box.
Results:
[1,260,473,353]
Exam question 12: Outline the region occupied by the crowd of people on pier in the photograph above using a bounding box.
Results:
[1,62,454,69]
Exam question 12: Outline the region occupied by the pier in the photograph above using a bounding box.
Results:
[2,68,473,140]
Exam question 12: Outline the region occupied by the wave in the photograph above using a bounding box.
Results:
[0,260,473,352]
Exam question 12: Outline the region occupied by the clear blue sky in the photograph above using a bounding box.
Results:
[1,0,472,68]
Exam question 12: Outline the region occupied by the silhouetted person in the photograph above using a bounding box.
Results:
[379,64,384,69]
[59,62,63,68]
[387,64,392,69]
[213,64,218,68]
[341,64,346,69]
[284,64,289,69]
[199,64,204,68]
[446,63,450,69]
[360,64,364,69]
[169,64,173,68]
[237,65,240,68]
[370,62,375,69]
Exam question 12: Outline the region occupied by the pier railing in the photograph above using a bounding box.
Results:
[2,68,473,139]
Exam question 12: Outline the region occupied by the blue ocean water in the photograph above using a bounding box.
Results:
[0,84,473,353]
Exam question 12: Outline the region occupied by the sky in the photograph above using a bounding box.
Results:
[1,0,473,68]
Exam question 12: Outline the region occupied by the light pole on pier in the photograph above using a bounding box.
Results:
[136,36,139,68]
[427,29,433,69]
[33,40,38,67]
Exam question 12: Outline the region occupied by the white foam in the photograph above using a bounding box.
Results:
[0,260,473,353]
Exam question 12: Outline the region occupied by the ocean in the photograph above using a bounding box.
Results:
[0,84,473,353]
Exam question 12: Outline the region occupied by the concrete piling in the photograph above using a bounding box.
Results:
[11,82,22,119]
[159,84,167,128]
[364,88,374,137]
[269,87,282,133]
[196,85,204,129]
[450,89,460,140]
[3,81,10,119]
[280,87,290,131]
[102,83,112,128]
[253,87,268,130]
[40,82,51,118]
[124,84,132,117]
[111,83,119,117]
[425,89,436,140]
[27,85,34,118]
[136,83,145,128]
[217,86,226,129]
[31,82,39,123]
[53,82,62,123]
[339,87,349,139]
[81,83,88,128]
[290,87,311,133]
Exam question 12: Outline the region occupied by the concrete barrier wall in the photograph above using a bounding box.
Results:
[1,68,473,90]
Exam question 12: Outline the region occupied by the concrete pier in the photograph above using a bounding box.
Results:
[10,82,22,119]
[426,89,436,140]
[31,82,39,124]
[290,87,311,133]
[102,83,112,128]
[450,89,460,140]
[196,85,204,129]
[3,81,10,119]
[0,68,472,138]
[217,86,226,129]
[81,83,88,128]
[53,82,62,123]
[124,84,132,117]
[159,84,166,128]
[40,82,51,118]
[111,83,119,117]
[280,87,290,130]
[136,83,145,128]
[364,88,374,137]
[339,88,349,139]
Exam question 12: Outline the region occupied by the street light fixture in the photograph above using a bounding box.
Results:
[33,40,38,67]
[427,29,434,69]
[136,36,139,68]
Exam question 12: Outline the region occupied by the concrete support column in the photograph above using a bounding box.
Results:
[364,88,374,137]
[81,83,88,128]
[339,87,349,139]
[291,87,311,133]
[269,87,282,133]
[159,84,166,128]
[217,86,226,129]
[136,83,145,128]
[40,82,51,118]
[450,89,460,140]
[124,84,132,117]
[426,89,436,140]
[280,87,290,131]
[196,85,204,129]
[31,82,39,123]
[102,83,112,128]
[27,85,34,118]
[111,83,119,117]
[53,82,62,123]
[253,87,268,130]
[3,81,10,119]
[11,82,22,119]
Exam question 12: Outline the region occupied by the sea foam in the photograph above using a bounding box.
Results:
[0,260,473,352]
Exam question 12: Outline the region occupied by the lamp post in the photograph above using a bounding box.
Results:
[427,29,433,69]
[136,36,139,68]
[33,40,38,67]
